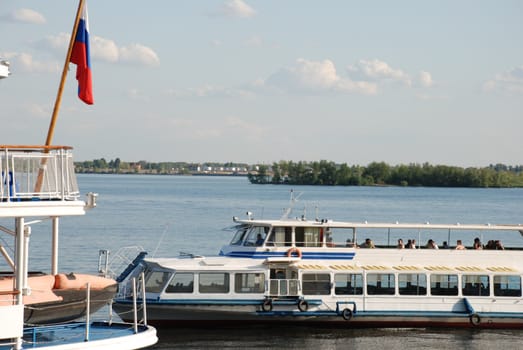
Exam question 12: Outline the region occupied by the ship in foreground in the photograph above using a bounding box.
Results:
[111,204,523,329]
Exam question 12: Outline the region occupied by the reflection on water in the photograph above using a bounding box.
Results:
[151,325,522,349]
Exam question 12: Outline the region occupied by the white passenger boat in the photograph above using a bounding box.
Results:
[0,145,157,350]
[111,208,523,329]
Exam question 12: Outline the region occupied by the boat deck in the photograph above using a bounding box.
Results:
[0,321,157,350]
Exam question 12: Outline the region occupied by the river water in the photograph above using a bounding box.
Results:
[5,175,523,349]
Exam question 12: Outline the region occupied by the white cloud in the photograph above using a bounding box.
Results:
[266,58,377,95]
[418,71,434,87]
[91,36,119,62]
[36,34,159,66]
[119,44,160,66]
[347,59,412,86]
[2,52,60,73]
[483,65,523,95]
[1,8,46,24]
[220,0,256,18]
[41,32,70,50]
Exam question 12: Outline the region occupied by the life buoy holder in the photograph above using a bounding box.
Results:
[261,299,273,312]
[469,313,481,326]
[341,308,353,321]
[298,300,308,312]
[286,247,302,258]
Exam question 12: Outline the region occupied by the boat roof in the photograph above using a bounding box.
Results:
[233,218,523,232]
[144,257,267,271]
[143,251,523,273]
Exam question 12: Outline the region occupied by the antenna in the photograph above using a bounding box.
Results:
[281,189,303,219]
[152,223,170,257]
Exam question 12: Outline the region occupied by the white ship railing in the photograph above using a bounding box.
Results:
[0,145,79,201]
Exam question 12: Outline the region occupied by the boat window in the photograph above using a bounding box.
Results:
[494,275,521,297]
[334,273,363,295]
[199,273,230,293]
[234,273,265,293]
[430,274,458,296]
[398,274,427,295]
[462,275,489,296]
[330,228,355,247]
[165,273,194,293]
[244,226,269,246]
[144,270,172,293]
[230,226,249,245]
[268,227,292,247]
[302,273,331,295]
[366,273,395,295]
[295,227,321,248]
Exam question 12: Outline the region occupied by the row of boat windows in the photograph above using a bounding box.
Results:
[233,225,484,248]
[232,226,328,247]
[144,270,522,297]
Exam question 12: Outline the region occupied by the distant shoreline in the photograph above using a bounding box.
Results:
[76,170,248,176]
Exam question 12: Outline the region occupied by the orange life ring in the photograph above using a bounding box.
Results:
[286,247,302,258]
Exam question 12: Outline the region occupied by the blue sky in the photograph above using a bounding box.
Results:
[1,0,522,166]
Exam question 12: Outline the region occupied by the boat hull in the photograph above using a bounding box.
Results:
[112,300,523,329]
[24,285,117,325]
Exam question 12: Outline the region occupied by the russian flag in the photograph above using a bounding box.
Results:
[70,4,93,104]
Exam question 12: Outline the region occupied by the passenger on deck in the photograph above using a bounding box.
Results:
[411,239,417,249]
[405,239,413,249]
[473,237,483,250]
[485,240,496,249]
[495,240,505,250]
[346,239,355,247]
[360,238,375,248]
[426,239,439,249]
[455,240,466,250]
[442,241,449,249]
[397,238,405,249]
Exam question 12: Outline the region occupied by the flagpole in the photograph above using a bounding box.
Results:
[45,0,86,146]
[34,0,85,194]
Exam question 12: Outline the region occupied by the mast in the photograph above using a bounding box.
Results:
[34,0,86,194]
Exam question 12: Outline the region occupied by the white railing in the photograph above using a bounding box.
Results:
[0,145,79,201]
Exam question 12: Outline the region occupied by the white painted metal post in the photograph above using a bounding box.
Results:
[132,277,138,333]
[22,226,31,292]
[108,299,113,325]
[141,272,147,325]
[51,217,59,275]
[14,218,25,305]
[14,217,24,350]
[85,282,91,341]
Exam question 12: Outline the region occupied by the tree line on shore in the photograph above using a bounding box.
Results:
[74,158,523,188]
[248,161,523,188]
[74,159,249,174]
